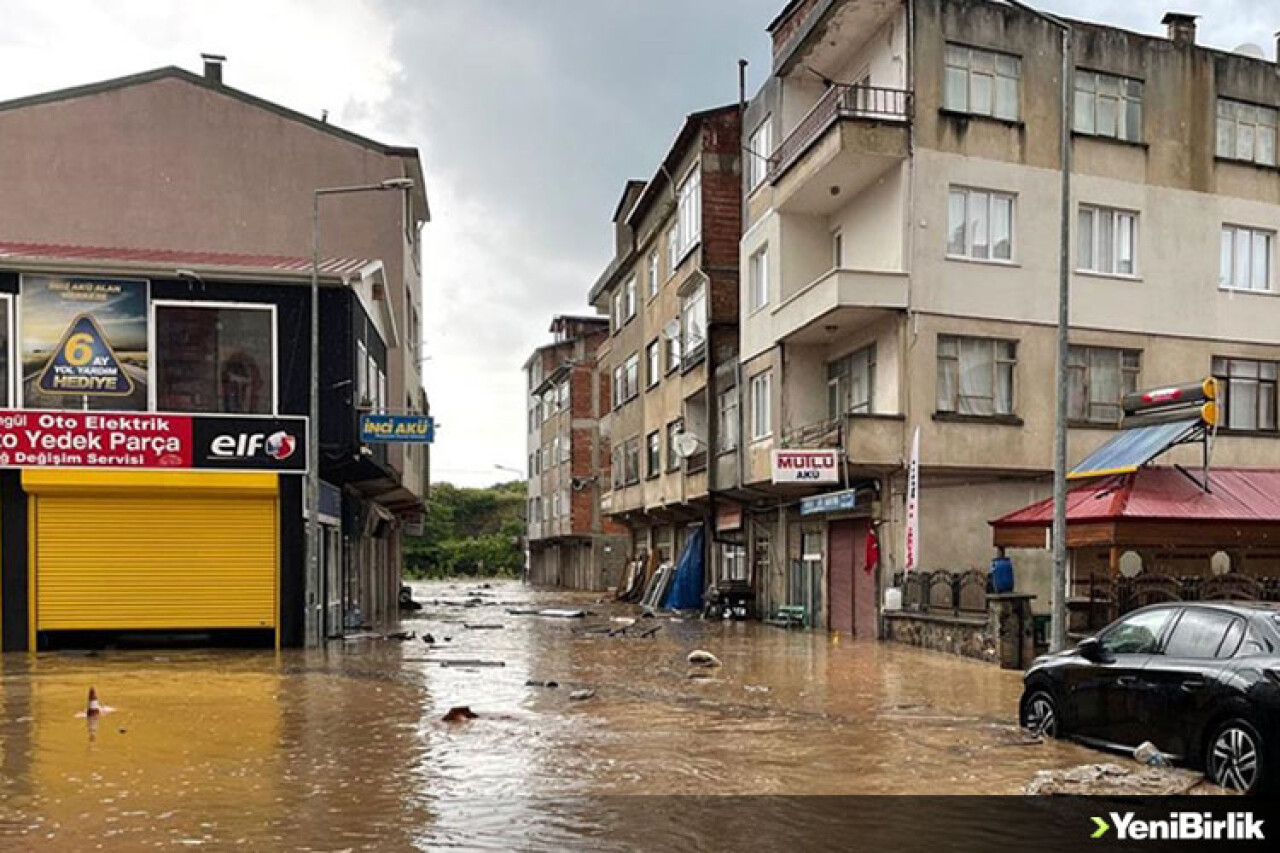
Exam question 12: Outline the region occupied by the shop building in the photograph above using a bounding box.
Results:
[0,60,429,649]
[738,0,1280,633]
[586,106,743,599]
[523,315,629,589]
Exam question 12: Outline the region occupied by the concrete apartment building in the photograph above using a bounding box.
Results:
[523,315,628,589]
[0,59,429,648]
[588,106,744,583]
[738,0,1280,634]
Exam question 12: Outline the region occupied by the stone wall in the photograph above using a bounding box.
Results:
[883,593,1037,669]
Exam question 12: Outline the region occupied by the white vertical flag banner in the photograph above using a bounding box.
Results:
[904,426,920,573]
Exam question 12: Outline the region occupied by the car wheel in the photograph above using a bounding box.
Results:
[1206,718,1265,794]
[1021,689,1060,739]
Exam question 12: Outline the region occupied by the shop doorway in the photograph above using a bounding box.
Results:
[828,519,875,638]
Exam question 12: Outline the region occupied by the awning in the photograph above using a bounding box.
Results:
[1068,418,1203,480]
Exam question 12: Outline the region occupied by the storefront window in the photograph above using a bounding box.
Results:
[155,304,274,414]
[0,297,10,406]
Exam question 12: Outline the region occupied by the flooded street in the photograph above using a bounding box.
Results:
[0,580,1104,851]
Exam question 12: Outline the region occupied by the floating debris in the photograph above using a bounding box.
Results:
[525,679,560,689]
[438,659,506,668]
[463,624,504,631]
[687,650,721,668]
[569,689,596,701]
[539,609,587,619]
[442,706,478,723]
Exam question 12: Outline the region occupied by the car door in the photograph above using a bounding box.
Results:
[1065,607,1174,746]
[1136,607,1244,760]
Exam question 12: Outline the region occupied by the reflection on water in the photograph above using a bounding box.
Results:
[0,580,1100,850]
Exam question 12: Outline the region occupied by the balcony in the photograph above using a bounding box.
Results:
[781,414,903,469]
[772,268,907,344]
[770,85,911,215]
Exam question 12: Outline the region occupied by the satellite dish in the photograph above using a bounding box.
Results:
[673,431,704,459]
[661,319,682,341]
[1232,43,1266,59]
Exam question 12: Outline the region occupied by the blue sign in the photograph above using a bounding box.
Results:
[359,414,435,444]
[800,489,859,516]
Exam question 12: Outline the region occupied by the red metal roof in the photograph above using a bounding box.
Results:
[992,467,1280,528]
[0,240,369,277]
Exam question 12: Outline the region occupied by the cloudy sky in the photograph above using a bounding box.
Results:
[2,1,1276,486]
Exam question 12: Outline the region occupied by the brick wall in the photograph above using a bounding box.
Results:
[771,0,826,60]
[700,112,742,327]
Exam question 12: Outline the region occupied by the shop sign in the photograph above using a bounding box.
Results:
[21,275,149,410]
[800,489,859,516]
[771,449,840,484]
[359,413,435,443]
[0,409,307,473]
[715,504,743,532]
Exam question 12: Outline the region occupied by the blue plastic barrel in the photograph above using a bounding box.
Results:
[990,556,1015,593]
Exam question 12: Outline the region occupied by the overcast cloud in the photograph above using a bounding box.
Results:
[3,1,1277,485]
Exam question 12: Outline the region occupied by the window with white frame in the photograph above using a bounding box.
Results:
[674,165,702,262]
[681,285,707,362]
[624,275,637,321]
[947,187,1014,261]
[1067,345,1140,424]
[666,334,682,374]
[721,543,747,582]
[612,364,623,409]
[646,340,660,388]
[936,335,1016,417]
[558,380,570,410]
[717,387,739,453]
[827,345,875,418]
[155,302,276,414]
[551,436,561,465]
[560,432,571,463]
[646,430,661,478]
[0,296,10,407]
[750,370,772,440]
[528,452,536,477]
[1074,71,1142,141]
[1216,99,1278,166]
[667,419,683,472]
[748,245,769,311]
[624,436,641,486]
[1221,225,1274,292]
[1213,357,1278,431]
[624,352,640,401]
[1077,205,1138,276]
[611,289,624,333]
[943,43,1020,121]
[748,116,773,190]
[356,341,368,404]
[647,251,659,298]
[666,225,679,275]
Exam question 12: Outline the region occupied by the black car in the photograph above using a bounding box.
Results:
[1019,601,1280,794]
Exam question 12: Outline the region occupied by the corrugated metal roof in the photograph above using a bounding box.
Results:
[992,467,1280,528]
[0,241,369,277]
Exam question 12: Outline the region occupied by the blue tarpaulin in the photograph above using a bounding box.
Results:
[663,526,705,611]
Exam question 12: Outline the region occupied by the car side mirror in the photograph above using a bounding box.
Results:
[1077,637,1109,663]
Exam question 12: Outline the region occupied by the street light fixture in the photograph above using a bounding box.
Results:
[307,176,415,648]
[494,463,526,478]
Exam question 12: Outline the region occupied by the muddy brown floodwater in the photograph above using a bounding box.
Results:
[0,580,1104,851]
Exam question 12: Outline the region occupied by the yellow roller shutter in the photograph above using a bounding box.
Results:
[26,471,278,632]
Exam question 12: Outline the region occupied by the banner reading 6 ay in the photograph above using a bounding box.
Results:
[20,275,149,411]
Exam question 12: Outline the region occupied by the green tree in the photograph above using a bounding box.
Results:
[404,480,526,579]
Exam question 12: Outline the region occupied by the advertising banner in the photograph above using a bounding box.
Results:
[21,276,149,410]
[359,413,435,443]
[0,409,307,473]
[904,426,920,572]
[771,449,840,484]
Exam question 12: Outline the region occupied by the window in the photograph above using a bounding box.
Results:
[624,275,637,321]
[528,452,535,477]
[611,444,624,489]
[1216,98,1278,166]
[155,303,275,414]
[674,165,702,262]
[828,345,875,418]
[624,352,640,401]
[624,436,641,486]
[666,334,683,374]
[612,365,623,409]
[681,285,707,362]
[936,335,1016,417]
[747,116,773,190]
[557,380,570,411]
[721,543,747,582]
[1068,346,1140,425]
[1100,607,1172,655]
[647,251,659,298]
[1074,71,1142,141]
[646,430,661,478]
[611,290,624,333]
[947,187,1014,261]
[1213,357,1278,431]
[832,230,844,269]
[646,340,661,388]
[718,387,739,453]
[748,245,769,311]
[667,419,683,472]
[750,371,772,440]
[943,43,1020,120]
[0,296,10,407]
[1078,205,1137,276]
[551,436,560,465]
[666,225,679,274]
[560,433,571,463]
[1220,226,1273,292]
[1163,610,1242,660]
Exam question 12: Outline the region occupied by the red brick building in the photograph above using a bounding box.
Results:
[523,315,629,589]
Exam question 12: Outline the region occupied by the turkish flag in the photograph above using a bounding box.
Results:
[864,527,879,574]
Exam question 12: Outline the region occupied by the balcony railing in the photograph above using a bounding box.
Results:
[769,84,912,181]
[781,417,842,450]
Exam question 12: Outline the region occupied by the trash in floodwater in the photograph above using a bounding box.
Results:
[438,659,506,668]
[687,650,721,668]
[539,609,587,619]
[385,631,416,641]
[423,634,436,644]
[1134,741,1171,767]
[744,684,770,693]
[1024,763,1226,796]
[506,608,542,616]
[569,689,596,701]
[610,617,636,625]
[526,679,560,689]
[636,625,663,639]
[442,706,478,723]
[463,624,504,630]
[76,687,115,719]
